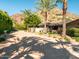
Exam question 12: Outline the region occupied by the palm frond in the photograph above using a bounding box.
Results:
[36,0,57,12]
[21,9,31,16]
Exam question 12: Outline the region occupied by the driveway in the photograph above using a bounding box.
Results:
[0,31,69,59]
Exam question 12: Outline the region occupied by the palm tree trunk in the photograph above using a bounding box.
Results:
[62,0,67,37]
[44,11,48,33]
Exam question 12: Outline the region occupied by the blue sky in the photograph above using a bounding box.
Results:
[0,0,79,16]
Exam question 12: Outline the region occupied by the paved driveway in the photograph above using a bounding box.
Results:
[0,31,69,59]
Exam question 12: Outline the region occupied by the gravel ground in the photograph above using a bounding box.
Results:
[0,31,69,59]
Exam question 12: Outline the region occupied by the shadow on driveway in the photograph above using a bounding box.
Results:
[0,36,70,59]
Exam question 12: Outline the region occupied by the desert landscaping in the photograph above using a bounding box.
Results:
[0,0,79,59]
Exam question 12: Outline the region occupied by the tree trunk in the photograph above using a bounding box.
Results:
[62,15,66,37]
[62,0,67,37]
[44,11,48,33]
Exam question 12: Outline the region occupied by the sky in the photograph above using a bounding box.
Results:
[0,0,79,16]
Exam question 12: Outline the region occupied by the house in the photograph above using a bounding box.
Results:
[39,19,79,34]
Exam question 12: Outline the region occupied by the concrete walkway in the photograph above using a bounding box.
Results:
[0,31,70,59]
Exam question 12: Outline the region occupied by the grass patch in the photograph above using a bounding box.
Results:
[72,37,79,42]
[64,37,70,42]
[47,31,57,35]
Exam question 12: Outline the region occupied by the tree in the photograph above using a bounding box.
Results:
[56,0,67,37]
[62,0,67,37]
[0,10,13,34]
[36,0,56,33]
[22,10,41,28]
[21,9,31,17]
[24,14,41,28]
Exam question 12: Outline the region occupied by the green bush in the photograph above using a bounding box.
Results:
[14,21,26,30]
[73,28,79,33]
[73,37,79,42]
[48,31,55,34]
[0,10,13,34]
[0,37,6,42]
[24,14,41,27]
[64,37,70,42]
[67,28,75,37]
[48,32,53,34]
[74,33,79,37]
[67,28,79,37]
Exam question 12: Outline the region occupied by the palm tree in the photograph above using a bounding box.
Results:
[62,0,67,37]
[21,9,32,30]
[56,0,67,37]
[37,0,56,33]
[21,9,31,17]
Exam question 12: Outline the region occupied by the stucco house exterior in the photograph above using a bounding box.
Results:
[39,19,79,34]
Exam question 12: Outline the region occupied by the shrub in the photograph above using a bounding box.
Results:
[73,37,79,42]
[0,37,6,42]
[67,28,75,37]
[67,28,79,37]
[74,33,79,37]
[73,28,79,33]
[0,10,13,34]
[24,14,41,28]
[14,21,26,30]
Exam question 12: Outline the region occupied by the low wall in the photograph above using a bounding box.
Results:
[66,46,79,59]
[69,54,79,59]
[65,35,79,59]
[29,28,44,33]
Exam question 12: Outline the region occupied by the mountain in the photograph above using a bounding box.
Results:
[11,13,24,24]
[11,7,79,23]
[37,7,79,23]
